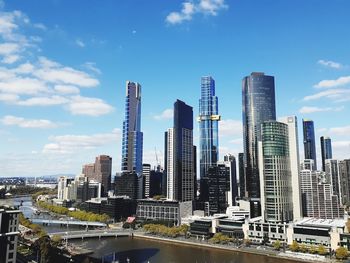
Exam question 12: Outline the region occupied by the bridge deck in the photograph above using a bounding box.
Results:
[31,218,106,227]
[49,229,131,240]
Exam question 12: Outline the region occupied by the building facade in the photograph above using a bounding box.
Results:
[303,119,317,170]
[198,76,220,202]
[242,72,276,203]
[238,152,245,198]
[325,159,341,203]
[223,154,238,206]
[115,172,139,200]
[339,159,350,205]
[321,136,333,172]
[94,155,112,195]
[121,81,143,175]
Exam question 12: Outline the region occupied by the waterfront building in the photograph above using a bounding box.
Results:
[0,206,20,263]
[223,154,238,207]
[143,164,151,198]
[76,176,101,203]
[325,159,341,203]
[242,72,276,217]
[136,199,193,225]
[57,176,74,200]
[238,152,245,198]
[279,116,302,221]
[94,155,112,196]
[115,172,139,200]
[198,76,220,202]
[339,159,350,205]
[302,119,317,170]
[321,136,333,172]
[121,81,143,175]
[258,121,293,224]
[300,170,343,219]
[166,100,194,202]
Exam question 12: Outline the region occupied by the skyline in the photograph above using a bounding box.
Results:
[1,0,350,176]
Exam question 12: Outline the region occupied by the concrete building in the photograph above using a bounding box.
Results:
[325,159,341,203]
[321,136,333,172]
[303,119,317,170]
[339,159,350,205]
[115,172,138,200]
[223,154,238,207]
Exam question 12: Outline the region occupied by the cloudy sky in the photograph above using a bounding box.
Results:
[0,0,349,176]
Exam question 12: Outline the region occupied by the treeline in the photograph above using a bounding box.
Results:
[19,213,47,237]
[8,186,56,199]
[37,201,110,223]
[143,223,189,238]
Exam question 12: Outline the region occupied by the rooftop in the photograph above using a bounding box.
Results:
[295,217,346,228]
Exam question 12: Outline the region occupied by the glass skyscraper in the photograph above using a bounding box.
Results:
[198,76,220,201]
[302,119,317,170]
[121,81,143,175]
[242,72,276,200]
[321,136,332,172]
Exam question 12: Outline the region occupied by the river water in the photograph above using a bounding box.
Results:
[3,197,300,263]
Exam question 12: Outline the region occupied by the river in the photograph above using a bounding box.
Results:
[2,197,301,263]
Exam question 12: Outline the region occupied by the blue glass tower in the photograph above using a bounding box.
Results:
[121,81,143,175]
[303,119,317,170]
[321,136,332,172]
[242,72,276,200]
[198,76,220,201]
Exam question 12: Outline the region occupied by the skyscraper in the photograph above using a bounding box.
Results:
[339,159,350,205]
[121,81,143,175]
[94,155,112,195]
[321,136,333,172]
[302,119,317,170]
[198,76,220,201]
[166,100,194,202]
[242,72,276,201]
[325,159,341,203]
[259,121,293,223]
[223,154,238,206]
[238,152,245,198]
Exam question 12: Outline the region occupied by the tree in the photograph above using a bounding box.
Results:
[300,243,308,253]
[309,245,317,254]
[243,239,251,247]
[289,241,299,252]
[317,244,327,255]
[273,240,281,251]
[51,235,62,246]
[335,246,349,260]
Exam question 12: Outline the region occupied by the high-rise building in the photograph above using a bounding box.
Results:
[339,159,350,205]
[121,81,143,175]
[325,159,341,203]
[115,172,139,200]
[166,100,194,202]
[143,164,151,198]
[207,163,230,214]
[0,207,20,263]
[300,170,343,219]
[321,136,333,172]
[82,163,95,178]
[259,121,293,223]
[303,119,317,170]
[242,72,276,201]
[279,116,302,221]
[300,159,316,171]
[223,154,238,206]
[198,76,220,201]
[238,153,245,198]
[94,155,112,195]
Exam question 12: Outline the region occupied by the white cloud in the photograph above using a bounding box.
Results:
[1,54,20,64]
[314,76,350,89]
[332,140,350,160]
[16,95,68,106]
[154,108,173,120]
[166,0,227,25]
[329,125,350,136]
[317,59,343,69]
[303,89,350,102]
[0,76,48,95]
[1,115,59,128]
[0,42,20,55]
[299,106,344,114]
[33,23,46,30]
[75,39,85,48]
[219,119,242,137]
[67,96,114,116]
[83,62,101,74]
[54,85,80,94]
[0,93,18,102]
[42,129,121,154]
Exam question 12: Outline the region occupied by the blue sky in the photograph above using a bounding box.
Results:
[0,0,349,176]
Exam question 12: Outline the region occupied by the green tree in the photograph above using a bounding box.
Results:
[300,243,308,253]
[309,245,317,254]
[335,246,349,260]
[289,241,299,252]
[317,244,327,255]
[273,240,281,251]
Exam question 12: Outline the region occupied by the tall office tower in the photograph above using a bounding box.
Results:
[149,168,163,198]
[57,176,74,200]
[115,172,139,200]
[303,119,317,170]
[238,153,245,198]
[198,76,220,201]
[193,145,198,200]
[242,72,276,203]
[321,136,333,172]
[143,164,151,198]
[0,207,20,263]
[325,159,341,203]
[121,81,143,175]
[279,116,302,221]
[207,163,230,214]
[82,163,95,178]
[94,155,112,196]
[166,100,194,202]
[300,170,343,219]
[258,121,293,223]
[222,154,238,206]
[339,159,350,205]
[162,132,168,197]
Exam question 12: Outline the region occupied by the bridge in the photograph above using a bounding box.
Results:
[49,229,131,240]
[31,218,107,228]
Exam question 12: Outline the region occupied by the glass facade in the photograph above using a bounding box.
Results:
[121,81,143,175]
[321,136,332,172]
[198,76,220,201]
[242,72,276,199]
[303,119,317,170]
[261,121,293,223]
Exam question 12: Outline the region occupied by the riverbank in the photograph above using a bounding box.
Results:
[133,233,329,263]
